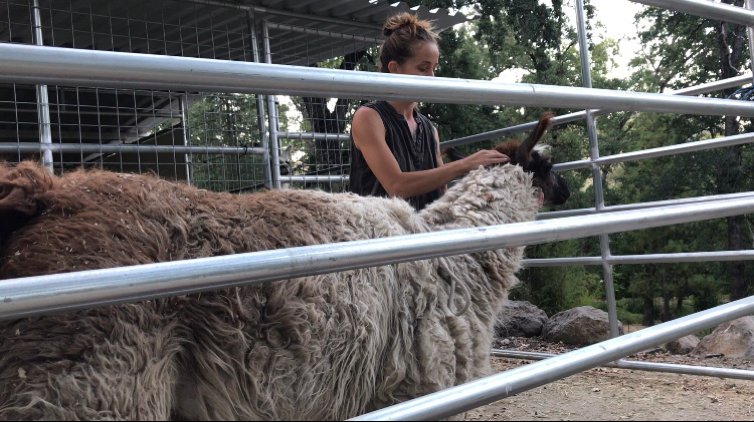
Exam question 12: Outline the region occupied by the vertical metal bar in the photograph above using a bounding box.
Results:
[180,95,193,185]
[262,19,282,190]
[576,0,620,338]
[248,11,273,190]
[32,0,53,172]
[746,0,754,84]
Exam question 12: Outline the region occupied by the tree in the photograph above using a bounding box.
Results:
[626,1,753,305]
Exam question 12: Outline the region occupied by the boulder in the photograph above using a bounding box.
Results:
[494,301,549,338]
[542,306,623,346]
[692,317,754,359]
[665,335,700,355]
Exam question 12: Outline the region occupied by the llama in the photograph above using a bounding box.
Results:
[0,114,567,421]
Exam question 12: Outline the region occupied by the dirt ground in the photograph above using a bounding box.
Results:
[467,338,754,421]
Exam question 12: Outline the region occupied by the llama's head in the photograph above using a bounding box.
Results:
[494,113,570,206]
[444,113,570,206]
[0,162,53,248]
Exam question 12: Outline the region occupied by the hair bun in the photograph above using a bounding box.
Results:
[383,13,423,37]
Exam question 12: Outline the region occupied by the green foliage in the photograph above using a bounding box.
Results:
[690,273,721,313]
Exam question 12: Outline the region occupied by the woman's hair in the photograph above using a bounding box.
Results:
[379,13,437,73]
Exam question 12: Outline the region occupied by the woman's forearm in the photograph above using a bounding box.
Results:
[383,160,467,199]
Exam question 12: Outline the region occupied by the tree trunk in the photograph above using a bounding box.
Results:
[661,275,673,322]
[643,296,655,327]
[298,50,370,170]
[717,4,749,299]
[722,116,747,300]
[676,294,684,315]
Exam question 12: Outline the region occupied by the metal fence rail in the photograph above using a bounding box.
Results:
[539,191,754,220]
[491,350,754,382]
[278,132,351,141]
[0,142,267,156]
[2,44,754,116]
[553,131,754,172]
[574,0,620,338]
[524,250,754,267]
[441,73,754,148]
[632,0,754,26]
[2,198,754,321]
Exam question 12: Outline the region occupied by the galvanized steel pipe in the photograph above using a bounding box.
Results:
[631,0,754,26]
[31,0,53,172]
[280,176,349,184]
[0,142,266,156]
[524,251,754,267]
[491,350,754,382]
[553,131,754,173]
[539,191,754,220]
[2,44,754,116]
[2,198,754,321]
[441,73,754,149]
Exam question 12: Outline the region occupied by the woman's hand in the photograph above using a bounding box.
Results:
[459,150,510,173]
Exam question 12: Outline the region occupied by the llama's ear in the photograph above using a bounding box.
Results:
[516,112,554,166]
[0,162,53,239]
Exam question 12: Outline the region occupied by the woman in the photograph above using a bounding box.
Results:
[349,13,509,210]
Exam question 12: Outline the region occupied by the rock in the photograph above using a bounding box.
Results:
[693,317,754,359]
[665,335,700,355]
[494,301,549,338]
[542,306,623,346]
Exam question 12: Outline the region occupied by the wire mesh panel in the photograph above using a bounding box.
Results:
[1,0,448,193]
[186,92,268,193]
[0,0,33,44]
[263,21,381,193]
[0,1,37,163]
[0,0,269,192]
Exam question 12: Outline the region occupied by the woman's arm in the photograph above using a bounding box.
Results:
[351,107,509,199]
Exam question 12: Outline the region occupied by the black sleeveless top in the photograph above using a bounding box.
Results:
[349,101,442,210]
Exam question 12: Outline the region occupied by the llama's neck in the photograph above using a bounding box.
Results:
[420,165,540,231]
[420,165,540,313]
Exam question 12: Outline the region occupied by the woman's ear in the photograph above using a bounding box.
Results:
[388,60,400,74]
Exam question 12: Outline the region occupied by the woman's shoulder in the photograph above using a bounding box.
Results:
[352,104,386,140]
[353,103,382,124]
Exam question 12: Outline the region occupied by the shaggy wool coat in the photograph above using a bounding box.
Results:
[0,161,539,421]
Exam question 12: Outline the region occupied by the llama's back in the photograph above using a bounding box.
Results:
[0,162,448,420]
[0,162,423,278]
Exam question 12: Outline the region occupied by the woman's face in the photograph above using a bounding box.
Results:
[390,41,439,77]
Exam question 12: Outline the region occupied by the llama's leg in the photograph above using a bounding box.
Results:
[0,304,182,421]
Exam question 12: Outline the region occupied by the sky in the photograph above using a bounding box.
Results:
[571,0,647,78]
[495,0,647,83]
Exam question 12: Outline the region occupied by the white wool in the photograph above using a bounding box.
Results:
[0,164,541,421]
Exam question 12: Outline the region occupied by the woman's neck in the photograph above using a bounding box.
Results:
[388,101,416,120]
